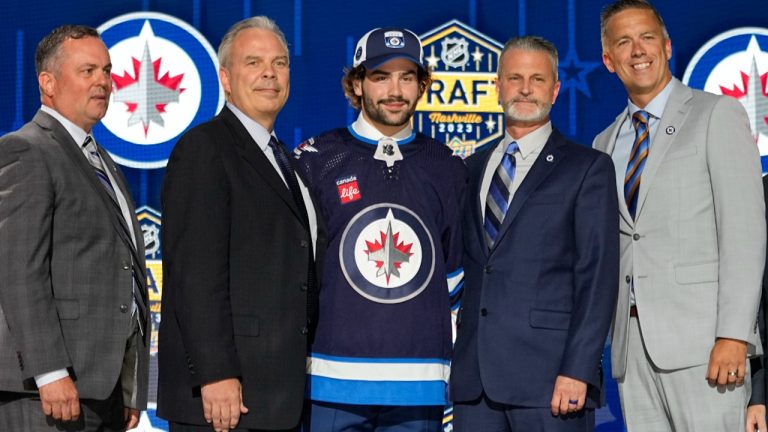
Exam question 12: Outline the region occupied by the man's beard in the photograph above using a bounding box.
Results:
[362,93,416,128]
[502,97,552,124]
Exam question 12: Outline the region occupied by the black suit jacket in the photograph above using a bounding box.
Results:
[157,106,326,429]
[749,175,768,406]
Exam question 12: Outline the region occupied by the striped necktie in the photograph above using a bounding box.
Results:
[484,141,519,249]
[624,110,650,219]
[82,135,148,335]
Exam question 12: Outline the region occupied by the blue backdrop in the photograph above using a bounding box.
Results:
[2,1,766,431]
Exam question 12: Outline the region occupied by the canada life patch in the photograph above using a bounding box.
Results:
[336,175,361,204]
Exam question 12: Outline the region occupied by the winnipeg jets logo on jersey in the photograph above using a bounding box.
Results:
[340,204,435,304]
[96,12,223,168]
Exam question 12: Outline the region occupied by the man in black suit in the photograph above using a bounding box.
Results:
[158,16,325,432]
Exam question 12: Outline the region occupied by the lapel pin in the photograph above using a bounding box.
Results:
[666,126,675,135]
[546,154,554,162]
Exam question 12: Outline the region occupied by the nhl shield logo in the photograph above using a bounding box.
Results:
[416,20,503,158]
[95,12,223,169]
[340,204,435,304]
[683,27,768,172]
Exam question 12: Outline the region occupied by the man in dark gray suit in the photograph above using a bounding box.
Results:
[0,25,149,431]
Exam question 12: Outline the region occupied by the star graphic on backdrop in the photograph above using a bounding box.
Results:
[558,47,600,97]
[484,115,497,133]
[425,47,440,70]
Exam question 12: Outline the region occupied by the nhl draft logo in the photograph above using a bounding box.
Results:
[96,12,223,168]
[136,206,163,354]
[416,20,504,158]
[340,204,435,304]
[683,27,768,172]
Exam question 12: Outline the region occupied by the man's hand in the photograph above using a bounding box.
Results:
[707,338,748,386]
[124,407,141,430]
[746,404,767,432]
[550,375,587,416]
[200,378,249,432]
[38,376,80,422]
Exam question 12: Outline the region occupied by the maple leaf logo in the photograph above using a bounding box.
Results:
[111,41,185,136]
[364,220,413,284]
[719,56,768,140]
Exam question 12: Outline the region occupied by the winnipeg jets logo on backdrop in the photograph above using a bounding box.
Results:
[96,12,223,168]
[683,27,768,172]
[340,204,435,304]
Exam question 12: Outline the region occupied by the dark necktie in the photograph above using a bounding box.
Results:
[267,137,318,330]
[82,136,148,335]
[484,141,519,249]
[624,110,650,220]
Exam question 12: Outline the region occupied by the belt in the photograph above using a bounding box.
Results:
[629,305,638,318]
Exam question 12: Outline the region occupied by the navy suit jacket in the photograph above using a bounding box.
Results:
[450,128,619,408]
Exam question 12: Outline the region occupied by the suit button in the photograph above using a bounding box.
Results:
[300,283,308,292]
[480,308,488,316]
[632,233,640,241]
[122,261,130,270]
[300,240,309,248]
[300,326,309,335]
[484,266,492,274]
[119,304,128,313]
[625,275,631,283]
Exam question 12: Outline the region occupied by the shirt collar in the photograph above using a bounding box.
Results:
[349,112,415,145]
[39,105,89,147]
[227,102,276,151]
[501,121,552,159]
[626,78,674,124]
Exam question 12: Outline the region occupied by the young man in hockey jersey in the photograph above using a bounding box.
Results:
[294,27,466,432]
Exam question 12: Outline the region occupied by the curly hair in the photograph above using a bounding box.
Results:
[341,64,432,110]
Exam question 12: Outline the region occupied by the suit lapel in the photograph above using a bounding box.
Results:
[468,140,500,258]
[490,130,565,252]
[219,107,306,228]
[598,109,634,227]
[634,80,692,220]
[33,112,141,265]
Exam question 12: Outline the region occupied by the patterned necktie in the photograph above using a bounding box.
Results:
[624,110,650,219]
[484,141,519,249]
[82,136,148,335]
[267,136,318,329]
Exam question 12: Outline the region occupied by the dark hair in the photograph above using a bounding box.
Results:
[600,0,669,49]
[35,25,100,75]
[340,64,432,110]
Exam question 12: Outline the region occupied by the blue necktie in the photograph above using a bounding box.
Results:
[625,110,650,219]
[484,141,519,249]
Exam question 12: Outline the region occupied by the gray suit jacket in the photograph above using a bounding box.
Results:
[0,110,149,409]
[593,78,765,379]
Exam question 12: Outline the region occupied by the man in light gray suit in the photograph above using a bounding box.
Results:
[593,1,765,430]
[0,25,149,431]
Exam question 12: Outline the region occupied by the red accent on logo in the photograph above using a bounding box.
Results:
[338,180,361,204]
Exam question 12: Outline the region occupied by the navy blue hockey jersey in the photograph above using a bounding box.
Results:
[294,126,466,406]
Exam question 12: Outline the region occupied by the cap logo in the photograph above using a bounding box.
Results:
[384,31,405,49]
[355,46,363,60]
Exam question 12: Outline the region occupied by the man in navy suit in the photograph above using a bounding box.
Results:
[450,35,619,431]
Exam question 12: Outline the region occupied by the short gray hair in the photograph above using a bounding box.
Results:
[218,16,289,68]
[499,35,559,81]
